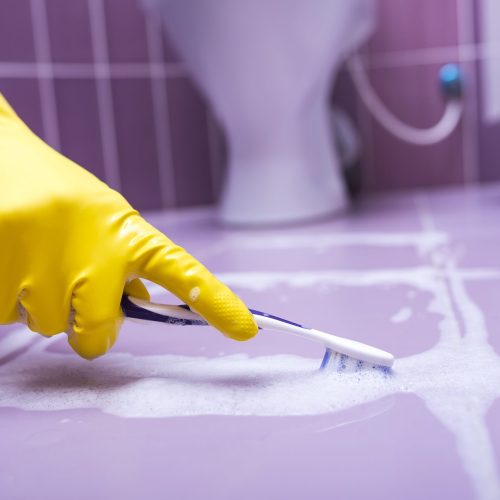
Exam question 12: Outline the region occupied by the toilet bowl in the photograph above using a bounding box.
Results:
[144,0,376,225]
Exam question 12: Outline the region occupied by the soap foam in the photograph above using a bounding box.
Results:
[391,306,413,323]
[0,346,397,418]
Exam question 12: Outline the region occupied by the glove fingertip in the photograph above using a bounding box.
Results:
[67,317,122,360]
[191,287,258,342]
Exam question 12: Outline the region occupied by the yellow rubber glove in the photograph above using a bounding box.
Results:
[0,93,257,359]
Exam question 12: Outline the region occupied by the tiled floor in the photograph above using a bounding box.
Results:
[1,185,500,499]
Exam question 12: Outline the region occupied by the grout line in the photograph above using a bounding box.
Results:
[358,41,500,69]
[414,193,437,233]
[364,45,463,68]
[87,0,121,191]
[1,42,499,79]
[145,14,177,208]
[457,0,480,185]
[29,0,61,150]
[0,62,188,79]
[1,42,498,79]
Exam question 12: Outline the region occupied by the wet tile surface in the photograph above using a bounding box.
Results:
[1,185,500,499]
[0,395,474,500]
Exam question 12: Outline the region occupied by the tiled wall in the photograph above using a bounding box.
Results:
[335,0,500,191]
[0,0,217,210]
[0,0,498,211]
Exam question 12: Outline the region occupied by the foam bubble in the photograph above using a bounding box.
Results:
[391,307,413,323]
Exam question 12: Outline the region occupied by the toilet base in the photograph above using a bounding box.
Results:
[219,196,348,227]
[217,96,349,226]
[218,154,349,227]
[146,0,375,226]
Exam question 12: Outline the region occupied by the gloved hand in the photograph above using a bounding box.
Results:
[0,93,257,359]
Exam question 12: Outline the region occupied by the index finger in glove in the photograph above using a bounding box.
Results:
[128,217,258,341]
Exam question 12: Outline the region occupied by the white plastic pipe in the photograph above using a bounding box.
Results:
[348,55,463,145]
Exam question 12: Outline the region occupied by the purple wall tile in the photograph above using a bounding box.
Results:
[53,78,106,180]
[372,63,452,127]
[0,0,490,209]
[166,77,214,207]
[141,14,180,63]
[473,0,500,182]
[472,0,482,44]
[104,0,150,63]
[477,128,500,182]
[363,63,464,190]
[45,0,94,63]
[368,118,464,191]
[0,79,44,138]
[0,0,35,62]
[162,32,181,63]
[365,0,459,54]
[111,78,163,210]
[475,59,500,183]
[206,110,227,201]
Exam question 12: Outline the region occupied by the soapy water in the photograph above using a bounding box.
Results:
[391,306,413,323]
[205,231,449,257]
[0,265,498,421]
[0,227,500,498]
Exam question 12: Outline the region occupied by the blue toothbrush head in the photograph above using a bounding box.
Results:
[320,348,393,375]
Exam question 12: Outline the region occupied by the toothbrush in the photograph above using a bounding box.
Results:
[121,295,395,370]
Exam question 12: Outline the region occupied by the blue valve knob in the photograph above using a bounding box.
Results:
[439,63,463,99]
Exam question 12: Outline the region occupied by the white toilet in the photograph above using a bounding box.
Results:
[143,0,376,225]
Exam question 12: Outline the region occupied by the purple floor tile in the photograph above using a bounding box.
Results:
[53,78,106,180]
[488,399,500,468]
[1,186,500,500]
[464,280,500,357]
[0,396,475,500]
[422,183,500,236]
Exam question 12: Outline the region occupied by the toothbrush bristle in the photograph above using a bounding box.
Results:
[319,349,392,375]
[319,348,333,370]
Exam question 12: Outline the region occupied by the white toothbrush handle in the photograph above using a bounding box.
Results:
[124,296,394,368]
[254,314,394,367]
